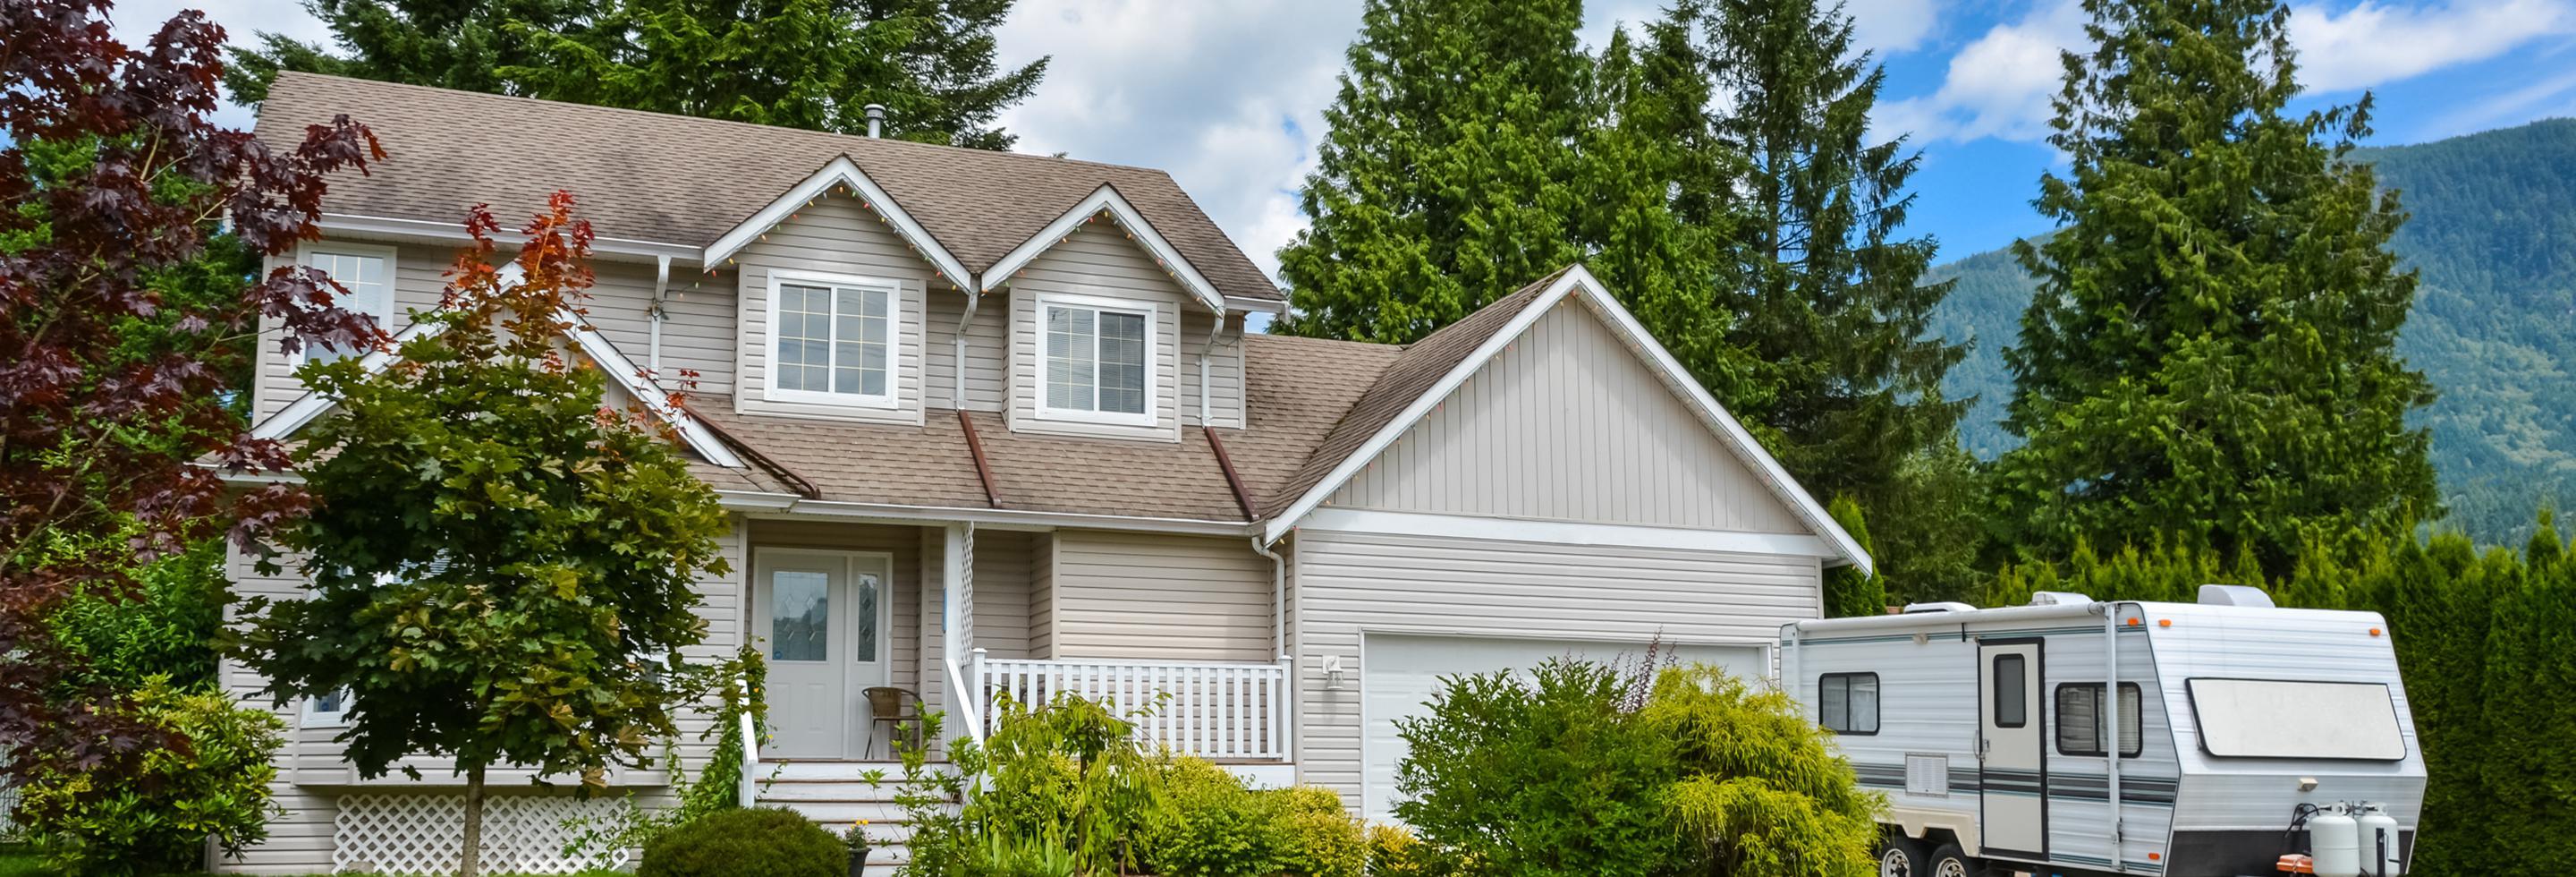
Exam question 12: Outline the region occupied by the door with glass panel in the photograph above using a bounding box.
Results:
[1978,639,2047,858]
[752,549,893,759]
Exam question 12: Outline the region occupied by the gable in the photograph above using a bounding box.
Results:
[1326,301,1807,533]
[728,190,936,423]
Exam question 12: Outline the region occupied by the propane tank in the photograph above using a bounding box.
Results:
[2310,803,2362,877]
[2356,803,2402,875]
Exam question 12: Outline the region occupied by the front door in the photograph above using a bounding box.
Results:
[1979,639,2046,858]
[753,549,893,759]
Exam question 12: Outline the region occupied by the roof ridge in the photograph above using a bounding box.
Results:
[270,71,1190,180]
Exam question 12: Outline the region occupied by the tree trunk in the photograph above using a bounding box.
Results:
[460,762,487,877]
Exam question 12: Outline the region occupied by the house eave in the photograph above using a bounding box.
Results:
[716,491,1257,535]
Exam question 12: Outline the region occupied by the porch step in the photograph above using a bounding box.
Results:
[754,762,957,875]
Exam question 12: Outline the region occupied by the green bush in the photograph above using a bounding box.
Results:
[1134,761,1363,877]
[47,540,229,695]
[637,806,843,877]
[16,677,284,876]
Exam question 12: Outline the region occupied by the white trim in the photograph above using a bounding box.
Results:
[1225,295,1289,314]
[758,269,906,411]
[979,184,1227,315]
[316,213,698,262]
[720,494,1256,536]
[291,242,401,369]
[250,318,451,442]
[703,157,974,293]
[300,690,353,728]
[1033,291,1160,428]
[1301,507,1838,558]
[1256,266,1873,576]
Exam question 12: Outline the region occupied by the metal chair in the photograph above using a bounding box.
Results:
[862,686,923,759]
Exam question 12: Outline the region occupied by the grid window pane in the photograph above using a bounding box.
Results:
[1097,311,1147,413]
[775,285,834,393]
[304,251,390,365]
[1046,306,1097,411]
[776,282,891,399]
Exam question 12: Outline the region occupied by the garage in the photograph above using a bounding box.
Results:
[1359,632,1767,821]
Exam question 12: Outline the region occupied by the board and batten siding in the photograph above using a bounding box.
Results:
[1002,224,1203,440]
[1328,302,1804,532]
[731,192,940,423]
[1288,529,1820,810]
[1051,531,1272,663]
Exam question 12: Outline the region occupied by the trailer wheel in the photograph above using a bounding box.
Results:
[1877,834,1930,877]
[1926,842,1978,877]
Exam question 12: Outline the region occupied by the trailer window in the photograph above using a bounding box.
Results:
[2055,683,2143,757]
[1993,654,2027,728]
[1818,673,1878,734]
[2186,678,2406,761]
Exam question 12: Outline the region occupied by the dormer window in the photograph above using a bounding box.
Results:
[298,244,395,367]
[1039,294,1156,426]
[767,270,900,408]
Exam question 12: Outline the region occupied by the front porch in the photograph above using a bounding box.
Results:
[739,515,1293,767]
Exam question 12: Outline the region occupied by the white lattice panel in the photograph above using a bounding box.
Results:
[0,784,23,841]
[334,792,631,874]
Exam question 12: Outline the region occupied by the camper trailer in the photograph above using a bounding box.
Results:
[1782,586,2424,877]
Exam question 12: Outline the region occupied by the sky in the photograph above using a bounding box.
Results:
[102,0,2576,277]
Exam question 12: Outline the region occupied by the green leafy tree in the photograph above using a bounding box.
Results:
[1275,0,1590,345]
[1994,0,2436,572]
[16,677,288,876]
[229,0,1046,149]
[1701,0,1966,515]
[238,194,733,876]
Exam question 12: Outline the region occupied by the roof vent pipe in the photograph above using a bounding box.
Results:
[864,104,886,138]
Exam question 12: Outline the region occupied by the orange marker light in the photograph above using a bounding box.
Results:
[2126,617,2142,626]
[2148,853,2162,861]
[2369,628,2384,637]
[2159,618,2173,628]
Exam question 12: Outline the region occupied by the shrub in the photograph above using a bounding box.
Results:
[16,677,284,876]
[1642,666,1881,876]
[637,806,843,877]
[1364,825,1453,877]
[1141,762,1361,877]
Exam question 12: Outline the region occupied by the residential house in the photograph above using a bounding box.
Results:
[222,72,1870,873]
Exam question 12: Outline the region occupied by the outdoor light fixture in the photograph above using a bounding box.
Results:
[1323,655,1347,690]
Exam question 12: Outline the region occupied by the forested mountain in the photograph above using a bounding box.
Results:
[1930,118,2576,544]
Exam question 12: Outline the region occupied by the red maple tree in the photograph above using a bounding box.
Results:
[1,0,383,777]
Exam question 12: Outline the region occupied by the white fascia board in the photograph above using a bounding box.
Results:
[978,184,1228,315]
[721,495,1255,536]
[701,156,975,293]
[316,213,697,263]
[1255,265,1874,576]
[559,310,746,469]
[1257,269,1584,546]
[1301,507,1837,559]
[1225,295,1290,315]
[246,318,453,442]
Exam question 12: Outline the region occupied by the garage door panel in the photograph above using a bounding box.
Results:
[1360,633,1762,822]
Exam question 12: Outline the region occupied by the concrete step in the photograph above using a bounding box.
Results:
[763,759,911,782]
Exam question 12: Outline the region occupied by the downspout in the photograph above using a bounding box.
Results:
[954,287,981,407]
[1250,533,1288,761]
[2104,601,2123,868]
[1199,312,1225,424]
[648,254,671,379]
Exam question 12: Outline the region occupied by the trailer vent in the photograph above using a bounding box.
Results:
[1905,754,1950,796]
[2030,591,2093,607]
[1901,601,1976,614]
[2198,583,2275,608]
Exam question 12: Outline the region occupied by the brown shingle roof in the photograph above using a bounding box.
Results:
[1258,268,1567,516]
[255,72,1282,302]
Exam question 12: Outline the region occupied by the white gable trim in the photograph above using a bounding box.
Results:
[702,156,974,294]
[1259,265,1873,575]
[1303,507,1838,558]
[246,307,745,470]
[978,183,1227,315]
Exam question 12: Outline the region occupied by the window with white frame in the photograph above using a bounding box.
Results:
[301,688,353,728]
[767,274,898,406]
[299,246,394,366]
[1039,297,1153,424]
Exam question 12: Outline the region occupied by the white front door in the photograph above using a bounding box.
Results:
[1358,634,1764,822]
[753,549,893,759]
[1979,640,2046,857]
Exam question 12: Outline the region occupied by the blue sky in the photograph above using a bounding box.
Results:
[97,0,2576,271]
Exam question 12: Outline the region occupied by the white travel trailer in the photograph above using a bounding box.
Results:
[1782,586,2425,877]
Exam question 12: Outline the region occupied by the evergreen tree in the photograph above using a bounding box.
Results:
[1275,0,1591,344]
[1995,0,2436,571]
[228,0,1046,149]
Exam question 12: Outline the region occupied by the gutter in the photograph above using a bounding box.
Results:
[316,213,698,263]
[718,492,1256,536]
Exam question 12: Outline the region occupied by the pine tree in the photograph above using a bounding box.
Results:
[1275,0,1591,344]
[228,0,1046,149]
[1994,0,2436,571]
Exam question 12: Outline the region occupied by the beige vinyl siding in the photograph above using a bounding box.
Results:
[250,241,456,422]
[1328,302,1805,532]
[1178,310,1247,429]
[1290,528,1821,809]
[1030,532,1057,659]
[926,288,1010,411]
[1002,224,1195,441]
[584,258,737,394]
[732,192,939,423]
[972,530,1037,659]
[1052,531,1270,662]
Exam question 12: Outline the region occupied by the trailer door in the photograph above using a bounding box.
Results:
[1979,639,2046,858]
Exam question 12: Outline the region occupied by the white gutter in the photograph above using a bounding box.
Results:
[648,254,671,379]
[315,213,698,263]
[717,492,1256,536]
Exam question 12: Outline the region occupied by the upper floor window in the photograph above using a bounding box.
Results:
[299,245,394,367]
[1039,294,1154,426]
[767,271,899,408]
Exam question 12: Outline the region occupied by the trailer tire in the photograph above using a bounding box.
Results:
[1877,834,1931,877]
[1926,842,1979,877]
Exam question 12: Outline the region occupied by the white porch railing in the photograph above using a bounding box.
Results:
[972,650,1292,762]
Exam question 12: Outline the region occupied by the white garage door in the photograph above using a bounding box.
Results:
[1360,633,1764,822]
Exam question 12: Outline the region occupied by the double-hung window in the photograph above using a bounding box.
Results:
[1038,295,1154,425]
[767,273,899,407]
[298,245,395,367]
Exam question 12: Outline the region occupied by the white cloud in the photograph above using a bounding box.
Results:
[1876,0,2087,143]
[2290,0,2576,93]
[99,0,333,129]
